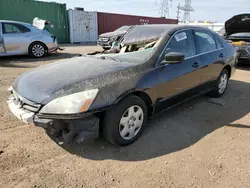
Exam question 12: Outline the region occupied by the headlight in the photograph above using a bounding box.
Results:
[40,89,99,114]
[110,36,118,41]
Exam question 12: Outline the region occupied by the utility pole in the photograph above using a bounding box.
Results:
[180,0,194,23]
[176,3,181,20]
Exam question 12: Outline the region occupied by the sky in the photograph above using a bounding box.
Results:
[47,0,250,22]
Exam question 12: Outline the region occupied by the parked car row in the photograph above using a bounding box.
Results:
[7,24,238,146]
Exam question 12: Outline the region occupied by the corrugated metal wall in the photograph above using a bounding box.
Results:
[97,12,178,35]
[0,0,69,43]
[68,10,98,43]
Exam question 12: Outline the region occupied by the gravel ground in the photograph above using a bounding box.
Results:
[0,46,250,188]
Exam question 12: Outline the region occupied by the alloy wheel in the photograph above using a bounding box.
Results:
[32,44,45,57]
[218,73,228,94]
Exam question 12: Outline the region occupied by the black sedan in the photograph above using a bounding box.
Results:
[7,25,237,146]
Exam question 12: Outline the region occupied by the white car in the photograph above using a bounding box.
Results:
[0,19,58,58]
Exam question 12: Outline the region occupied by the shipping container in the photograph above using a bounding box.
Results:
[0,0,69,43]
[68,9,98,43]
[97,12,178,35]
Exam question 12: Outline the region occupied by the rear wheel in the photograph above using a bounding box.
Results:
[29,42,46,58]
[103,95,148,146]
[208,69,229,98]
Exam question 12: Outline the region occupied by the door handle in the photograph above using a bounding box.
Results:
[192,62,199,68]
[219,53,224,58]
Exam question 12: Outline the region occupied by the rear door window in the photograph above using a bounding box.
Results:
[194,30,217,54]
[166,30,196,58]
[2,23,31,34]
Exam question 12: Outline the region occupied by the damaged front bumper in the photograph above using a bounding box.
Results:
[34,115,99,144]
[7,96,100,144]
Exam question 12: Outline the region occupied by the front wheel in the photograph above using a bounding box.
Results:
[103,95,148,146]
[208,69,229,98]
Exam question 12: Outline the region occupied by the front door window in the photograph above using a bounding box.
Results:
[166,30,196,59]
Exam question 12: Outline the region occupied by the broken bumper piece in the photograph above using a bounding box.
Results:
[34,115,99,144]
[7,99,34,123]
[8,96,99,144]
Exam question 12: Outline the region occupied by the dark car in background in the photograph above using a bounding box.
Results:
[225,14,250,62]
[8,25,237,146]
[97,25,131,50]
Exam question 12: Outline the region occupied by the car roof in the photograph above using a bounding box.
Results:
[121,24,207,45]
[0,20,31,26]
[130,24,204,30]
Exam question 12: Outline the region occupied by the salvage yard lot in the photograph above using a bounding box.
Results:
[0,45,250,188]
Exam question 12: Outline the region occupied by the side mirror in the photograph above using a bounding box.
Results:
[162,52,185,64]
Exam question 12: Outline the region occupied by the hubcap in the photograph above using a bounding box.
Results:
[32,44,45,57]
[218,73,228,94]
[119,105,144,140]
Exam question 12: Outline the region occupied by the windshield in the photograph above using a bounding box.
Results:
[115,26,130,32]
[98,48,156,64]
[230,32,250,37]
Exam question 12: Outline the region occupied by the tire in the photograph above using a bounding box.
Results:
[103,95,148,146]
[208,69,229,98]
[29,42,47,58]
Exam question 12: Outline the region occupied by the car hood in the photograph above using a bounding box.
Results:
[225,14,250,36]
[99,31,126,38]
[13,56,135,104]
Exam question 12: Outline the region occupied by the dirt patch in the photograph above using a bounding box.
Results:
[0,46,250,188]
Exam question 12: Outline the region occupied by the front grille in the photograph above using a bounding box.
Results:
[238,49,250,58]
[11,90,41,113]
[22,104,40,112]
[247,47,250,54]
[100,37,109,42]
